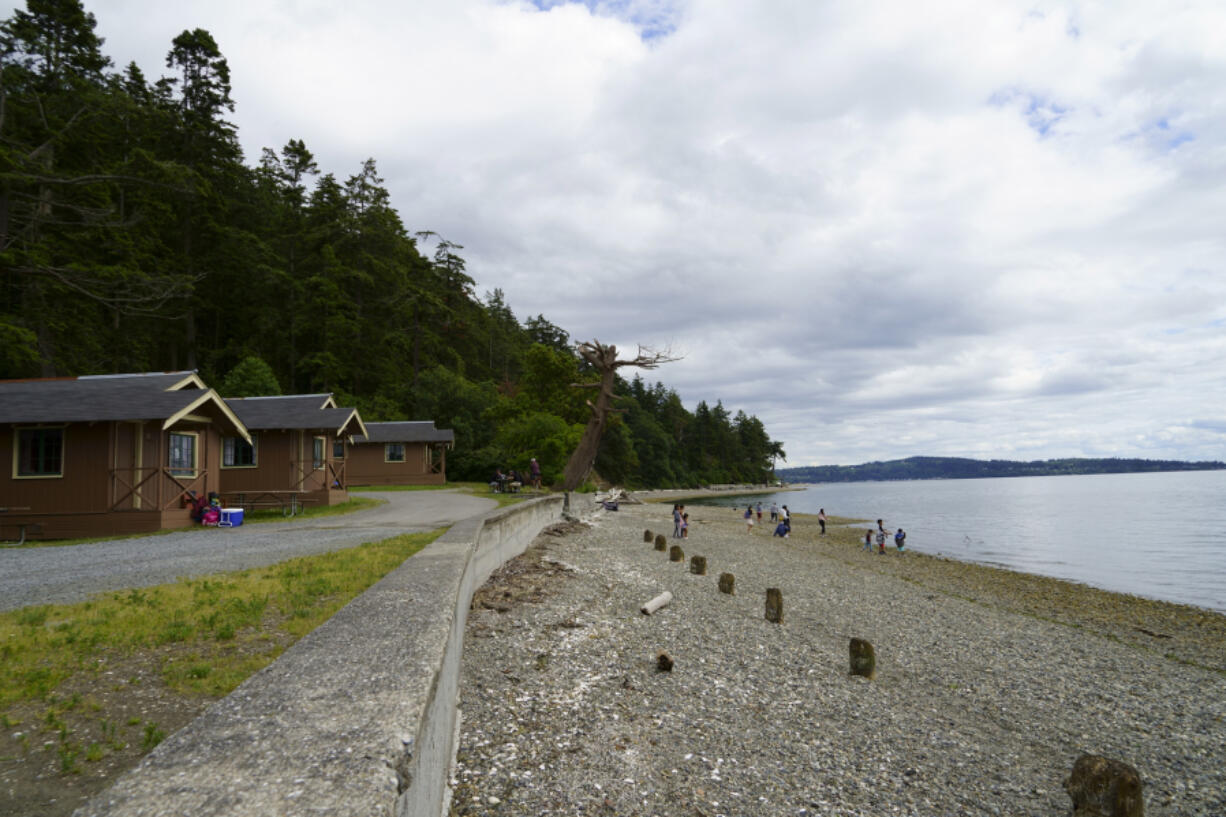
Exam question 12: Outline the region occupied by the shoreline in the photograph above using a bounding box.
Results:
[452,501,1226,815]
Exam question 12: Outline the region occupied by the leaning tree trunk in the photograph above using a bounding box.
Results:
[559,340,678,492]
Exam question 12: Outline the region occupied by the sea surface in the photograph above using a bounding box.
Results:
[689,470,1226,613]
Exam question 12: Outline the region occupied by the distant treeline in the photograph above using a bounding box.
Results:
[778,457,1226,484]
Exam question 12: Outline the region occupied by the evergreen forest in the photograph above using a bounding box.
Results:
[0,1,785,488]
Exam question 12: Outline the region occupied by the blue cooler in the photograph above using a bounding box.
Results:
[219,508,244,527]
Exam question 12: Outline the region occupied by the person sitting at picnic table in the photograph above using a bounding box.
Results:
[490,468,505,492]
[507,470,523,492]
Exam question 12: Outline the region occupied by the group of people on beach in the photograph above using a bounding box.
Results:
[864,517,906,554]
[671,504,689,538]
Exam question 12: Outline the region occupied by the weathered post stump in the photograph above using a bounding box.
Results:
[849,638,876,679]
[718,573,735,595]
[643,529,653,543]
[654,533,667,551]
[656,650,674,672]
[690,555,707,575]
[640,591,673,615]
[1064,754,1144,817]
[765,588,783,623]
[669,545,684,562]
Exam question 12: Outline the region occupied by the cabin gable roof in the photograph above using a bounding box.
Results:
[224,395,364,437]
[0,372,248,440]
[352,421,455,445]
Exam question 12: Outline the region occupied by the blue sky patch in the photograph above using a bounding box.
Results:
[523,0,680,41]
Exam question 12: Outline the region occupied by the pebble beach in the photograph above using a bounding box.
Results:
[452,502,1226,816]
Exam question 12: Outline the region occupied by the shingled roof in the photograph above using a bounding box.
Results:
[0,372,248,439]
[352,421,454,445]
[224,394,364,437]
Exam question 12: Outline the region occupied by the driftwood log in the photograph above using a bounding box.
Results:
[640,591,673,615]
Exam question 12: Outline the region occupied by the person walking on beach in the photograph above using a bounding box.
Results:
[818,508,827,535]
[672,504,682,538]
[894,528,906,552]
[781,505,791,532]
[529,457,542,490]
[744,506,755,533]
[756,502,763,523]
[770,502,779,523]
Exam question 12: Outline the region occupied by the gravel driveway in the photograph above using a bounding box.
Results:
[0,490,496,612]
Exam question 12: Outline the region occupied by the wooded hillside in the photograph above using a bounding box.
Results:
[0,1,785,487]
[778,456,1226,484]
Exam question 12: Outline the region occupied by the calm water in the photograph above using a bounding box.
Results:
[692,470,1226,612]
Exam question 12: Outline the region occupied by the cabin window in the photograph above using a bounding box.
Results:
[222,434,257,468]
[313,436,326,470]
[15,427,64,478]
[333,439,345,459]
[168,432,198,477]
[385,443,405,462]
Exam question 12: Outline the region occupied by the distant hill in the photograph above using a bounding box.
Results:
[777,456,1226,484]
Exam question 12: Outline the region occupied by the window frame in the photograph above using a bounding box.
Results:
[312,436,326,470]
[222,433,258,469]
[167,431,199,477]
[13,426,66,479]
[332,439,346,460]
[384,442,406,463]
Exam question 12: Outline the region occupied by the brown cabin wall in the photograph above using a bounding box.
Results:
[346,441,445,486]
[218,430,347,506]
[1,421,223,540]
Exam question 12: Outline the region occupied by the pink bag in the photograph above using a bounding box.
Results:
[202,508,221,526]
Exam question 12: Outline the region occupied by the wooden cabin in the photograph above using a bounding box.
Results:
[348,421,454,486]
[0,372,250,540]
[221,394,366,509]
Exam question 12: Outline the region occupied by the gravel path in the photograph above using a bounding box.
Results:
[454,502,1226,817]
[0,490,495,612]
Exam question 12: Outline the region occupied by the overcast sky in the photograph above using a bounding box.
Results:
[49,0,1226,465]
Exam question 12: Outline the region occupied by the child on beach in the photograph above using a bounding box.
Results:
[770,503,778,523]
[681,513,689,538]
[756,502,763,522]
[773,521,789,537]
[744,506,755,533]
[818,508,826,535]
[877,530,887,555]
[864,530,873,551]
[894,528,906,552]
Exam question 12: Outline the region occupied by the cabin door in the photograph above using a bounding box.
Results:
[112,421,146,510]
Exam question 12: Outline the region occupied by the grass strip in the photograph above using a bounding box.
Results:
[1,527,442,730]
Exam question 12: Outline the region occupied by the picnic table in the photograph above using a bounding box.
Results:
[223,491,313,517]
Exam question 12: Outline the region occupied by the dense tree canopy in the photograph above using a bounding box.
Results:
[0,1,785,488]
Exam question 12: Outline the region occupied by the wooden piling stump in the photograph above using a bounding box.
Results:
[644,529,653,542]
[765,588,783,623]
[669,545,684,562]
[849,638,876,679]
[654,533,667,551]
[690,555,707,575]
[1064,754,1144,817]
[718,573,735,595]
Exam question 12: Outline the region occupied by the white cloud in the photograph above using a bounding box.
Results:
[55,0,1226,464]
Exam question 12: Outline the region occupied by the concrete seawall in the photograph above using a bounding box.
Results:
[77,494,573,817]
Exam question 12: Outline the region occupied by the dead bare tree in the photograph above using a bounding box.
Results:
[560,340,680,491]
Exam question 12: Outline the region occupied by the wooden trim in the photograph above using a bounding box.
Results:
[168,373,208,391]
[163,389,251,443]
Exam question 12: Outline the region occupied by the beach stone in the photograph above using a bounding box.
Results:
[690,555,707,575]
[669,545,684,562]
[656,650,674,672]
[654,534,667,551]
[718,573,735,595]
[765,588,783,623]
[1064,754,1144,817]
[849,638,876,679]
[644,529,653,542]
